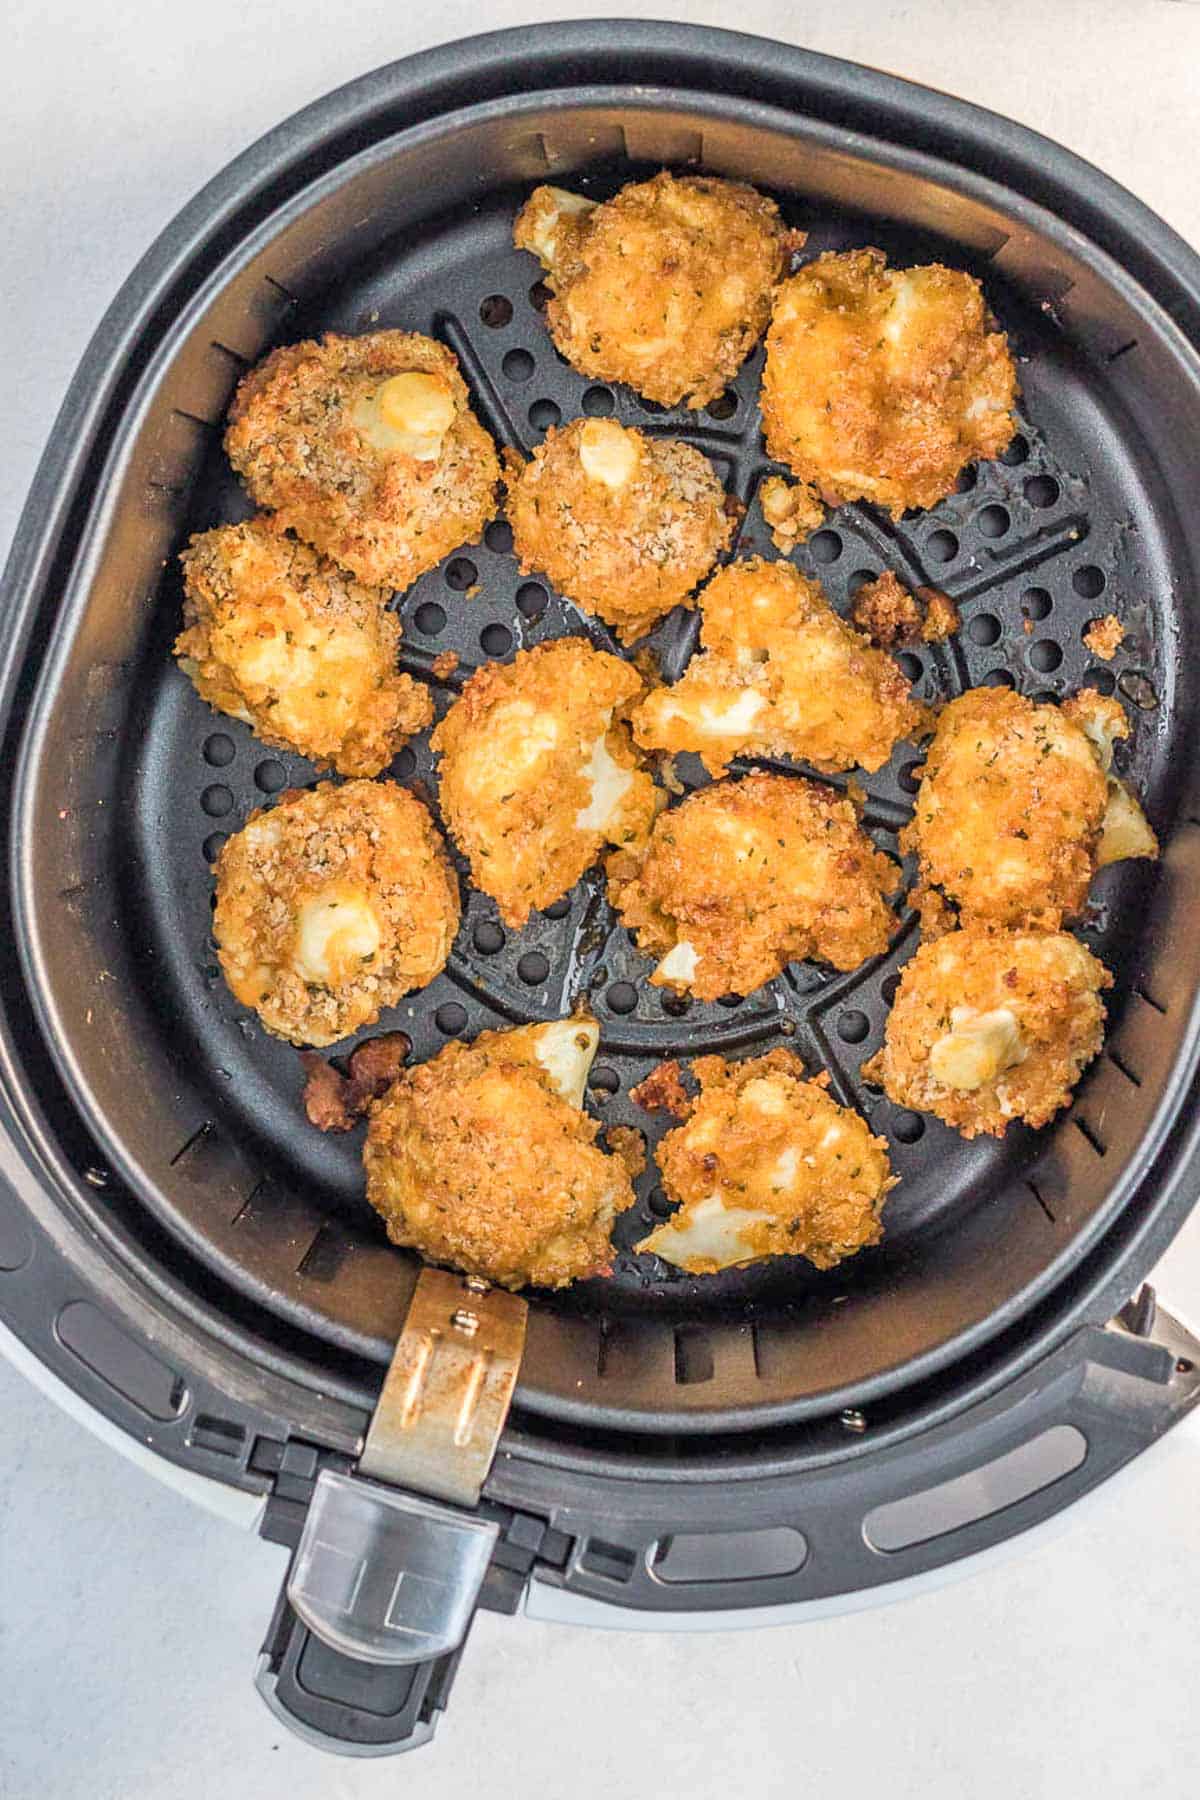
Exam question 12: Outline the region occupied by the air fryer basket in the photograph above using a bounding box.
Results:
[3,32,1200,1725]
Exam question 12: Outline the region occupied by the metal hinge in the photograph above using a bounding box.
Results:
[284,1269,528,1667]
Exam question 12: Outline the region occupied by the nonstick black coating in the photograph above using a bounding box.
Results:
[122,165,1173,1360]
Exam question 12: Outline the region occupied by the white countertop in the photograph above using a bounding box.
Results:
[4,3,1200,1795]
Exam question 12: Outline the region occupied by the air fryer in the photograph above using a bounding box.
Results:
[1,22,1199,1758]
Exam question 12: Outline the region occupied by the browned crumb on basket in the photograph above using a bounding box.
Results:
[632,646,664,687]
[653,752,686,796]
[1083,614,1125,660]
[431,649,460,679]
[917,586,961,642]
[851,572,922,648]
[606,1124,647,1181]
[630,1059,693,1119]
[300,1031,412,1131]
[851,572,960,650]
[759,475,825,553]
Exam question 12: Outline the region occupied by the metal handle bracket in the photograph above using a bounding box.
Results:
[260,1269,528,1753]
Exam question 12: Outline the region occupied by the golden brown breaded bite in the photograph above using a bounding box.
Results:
[504,419,734,643]
[363,1017,636,1289]
[903,687,1156,932]
[431,637,660,928]
[631,557,929,777]
[762,249,1017,515]
[638,1050,895,1272]
[861,928,1111,1139]
[514,172,794,409]
[176,520,432,776]
[213,779,459,1047]
[225,331,499,591]
[608,771,898,1000]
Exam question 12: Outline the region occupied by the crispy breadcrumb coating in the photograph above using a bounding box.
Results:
[431,637,661,927]
[504,419,734,643]
[514,172,796,409]
[608,771,898,1000]
[861,929,1110,1138]
[903,686,1156,931]
[638,1050,894,1271]
[213,779,459,1046]
[225,331,499,591]
[176,520,432,775]
[1083,614,1125,660]
[759,475,826,554]
[630,557,930,776]
[762,249,1017,515]
[850,571,961,650]
[363,1017,636,1289]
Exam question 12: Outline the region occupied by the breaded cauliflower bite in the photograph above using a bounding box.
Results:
[431,637,660,928]
[363,1017,636,1289]
[631,558,929,776]
[514,172,794,409]
[504,419,734,643]
[903,687,1157,931]
[638,1050,895,1272]
[608,771,898,1000]
[213,779,459,1046]
[225,331,499,591]
[762,249,1017,514]
[176,520,432,776]
[861,929,1111,1138]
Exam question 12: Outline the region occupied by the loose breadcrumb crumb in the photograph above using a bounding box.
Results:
[1083,614,1124,660]
[851,572,960,649]
[630,1059,693,1118]
[759,475,825,554]
[918,586,961,642]
[606,1124,647,1181]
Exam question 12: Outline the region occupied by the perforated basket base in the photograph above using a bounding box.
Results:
[120,167,1175,1416]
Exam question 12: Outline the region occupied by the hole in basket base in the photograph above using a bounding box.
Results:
[479,294,512,328]
[529,398,562,431]
[864,1424,1087,1552]
[651,1527,808,1585]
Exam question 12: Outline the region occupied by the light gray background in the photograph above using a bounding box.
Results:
[4,3,1200,1796]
